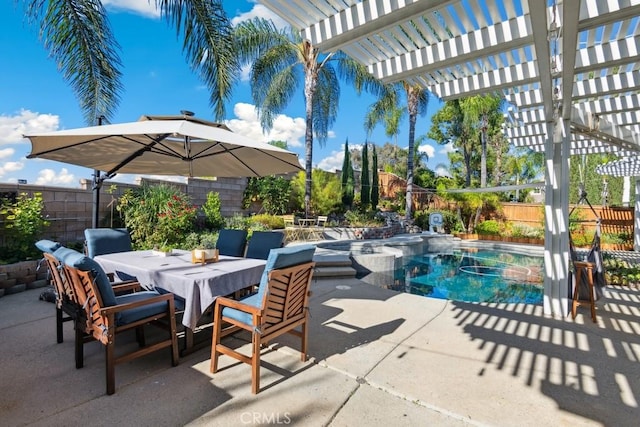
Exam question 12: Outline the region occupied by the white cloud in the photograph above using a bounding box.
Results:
[231,4,289,29]
[226,103,306,148]
[0,148,15,159]
[434,164,452,177]
[35,168,76,186]
[0,161,24,178]
[0,110,59,145]
[418,144,435,158]
[439,142,455,154]
[316,149,344,172]
[239,64,252,82]
[103,0,160,18]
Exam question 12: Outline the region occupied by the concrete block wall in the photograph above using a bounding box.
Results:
[0,176,249,245]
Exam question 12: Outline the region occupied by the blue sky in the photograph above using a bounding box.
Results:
[0,0,449,187]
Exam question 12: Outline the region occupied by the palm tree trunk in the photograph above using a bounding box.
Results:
[303,70,316,218]
[405,89,418,221]
[480,127,487,188]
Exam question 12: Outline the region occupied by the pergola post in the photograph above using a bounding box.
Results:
[543,118,571,318]
[635,179,640,252]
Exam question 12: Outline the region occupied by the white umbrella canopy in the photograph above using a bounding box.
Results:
[25,115,302,178]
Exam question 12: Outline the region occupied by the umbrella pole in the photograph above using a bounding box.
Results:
[92,170,101,229]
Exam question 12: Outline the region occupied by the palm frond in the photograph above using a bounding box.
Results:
[156,0,238,120]
[312,65,340,145]
[26,0,123,124]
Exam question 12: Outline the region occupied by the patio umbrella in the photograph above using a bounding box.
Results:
[25,114,303,226]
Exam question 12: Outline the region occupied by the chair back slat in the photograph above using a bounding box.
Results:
[261,261,314,333]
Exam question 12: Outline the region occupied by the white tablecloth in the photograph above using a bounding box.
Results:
[95,250,266,329]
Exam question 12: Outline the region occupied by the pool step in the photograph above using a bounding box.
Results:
[313,256,357,279]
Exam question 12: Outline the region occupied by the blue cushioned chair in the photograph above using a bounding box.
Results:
[84,228,132,258]
[35,241,77,346]
[244,231,285,260]
[216,229,248,257]
[60,249,179,395]
[210,244,316,394]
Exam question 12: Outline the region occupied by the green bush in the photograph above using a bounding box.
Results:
[202,191,224,230]
[509,223,544,239]
[249,214,284,230]
[475,220,503,235]
[117,183,197,249]
[0,192,49,263]
[224,213,250,230]
[414,209,461,233]
[344,210,384,227]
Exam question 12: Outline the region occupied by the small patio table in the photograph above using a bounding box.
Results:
[95,250,266,353]
[297,218,316,240]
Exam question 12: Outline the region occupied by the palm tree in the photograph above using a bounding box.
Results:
[365,82,429,220]
[233,18,381,217]
[23,0,239,124]
[459,95,503,188]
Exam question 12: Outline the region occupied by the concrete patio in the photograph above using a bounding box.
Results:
[1,272,638,426]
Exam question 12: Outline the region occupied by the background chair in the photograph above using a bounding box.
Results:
[245,231,284,260]
[84,228,132,258]
[210,244,316,393]
[216,229,248,257]
[282,214,301,242]
[61,249,179,395]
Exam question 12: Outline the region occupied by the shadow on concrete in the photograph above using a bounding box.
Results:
[451,284,640,427]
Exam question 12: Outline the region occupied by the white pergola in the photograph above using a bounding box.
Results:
[259,0,640,318]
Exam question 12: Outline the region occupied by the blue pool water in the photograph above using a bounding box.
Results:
[365,249,544,304]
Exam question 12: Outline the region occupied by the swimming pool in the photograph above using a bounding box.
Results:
[360,248,544,304]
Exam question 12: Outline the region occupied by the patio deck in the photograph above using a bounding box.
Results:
[1,272,638,426]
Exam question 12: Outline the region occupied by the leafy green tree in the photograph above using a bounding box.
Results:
[341,140,354,208]
[242,176,291,215]
[366,83,429,219]
[233,17,381,217]
[503,148,544,202]
[371,145,380,210]
[289,170,342,214]
[361,143,370,209]
[23,0,238,123]
[459,95,503,187]
[570,154,628,205]
[202,191,224,230]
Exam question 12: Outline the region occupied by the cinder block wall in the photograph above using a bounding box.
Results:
[0,176,249,245]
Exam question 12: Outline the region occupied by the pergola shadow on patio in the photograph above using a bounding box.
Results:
[260,0,640,319]
[1,274,638,426]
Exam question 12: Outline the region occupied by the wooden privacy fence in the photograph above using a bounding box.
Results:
[501,203,633,235]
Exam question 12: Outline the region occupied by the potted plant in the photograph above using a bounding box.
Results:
[192,234,218,263]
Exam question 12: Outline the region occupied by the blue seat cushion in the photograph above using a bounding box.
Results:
[36,239,61,254]
[245,231,285,260]
[216,229,248,257]
[84,228,132,258]
[223,245,316,327]
[221,293,261,326]
[60,250,118,308]
[115,291,170,326]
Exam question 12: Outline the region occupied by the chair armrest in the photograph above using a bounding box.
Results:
[112,281,142,293]
[101,292,175,317]
[215,296,261,315]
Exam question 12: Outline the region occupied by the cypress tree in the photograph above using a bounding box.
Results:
[371,145,379,210]
[341,139,354,207]
[361,142,370,208]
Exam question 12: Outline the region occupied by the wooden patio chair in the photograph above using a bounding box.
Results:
[210,245,316,394]
[282,214,301,242]
[307,215,328,240]
[245,231,285,260]
[61,250,179,395]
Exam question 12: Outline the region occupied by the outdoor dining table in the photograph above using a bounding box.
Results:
[94,249,266,353]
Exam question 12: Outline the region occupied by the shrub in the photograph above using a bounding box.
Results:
[475,220,503,235]
[249,214,284,230]
[224,213,250,230]
[414,209,461,233]
[117,183,197,249]
[202,191,224,230]
[0,192,49,263]
[344,210,384,227]
[510,223,544,239]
